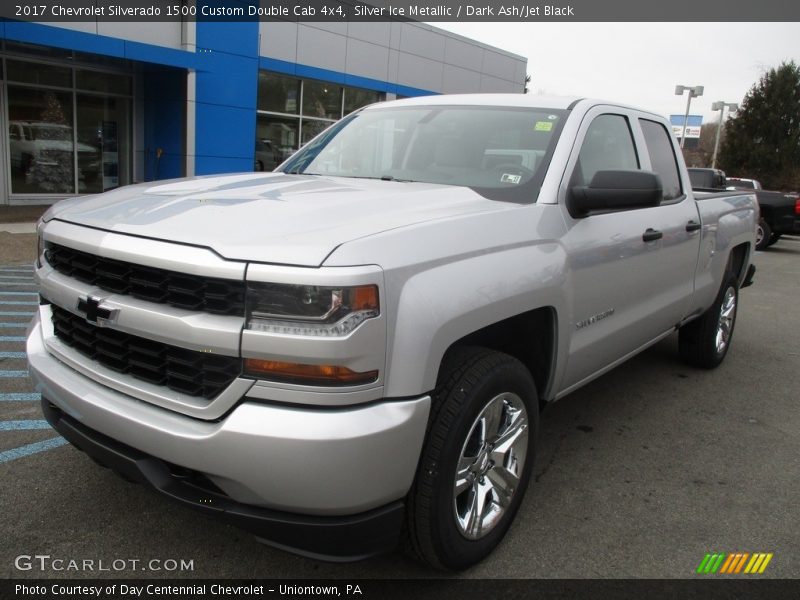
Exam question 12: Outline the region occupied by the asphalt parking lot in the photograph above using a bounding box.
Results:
[1,233,798,579]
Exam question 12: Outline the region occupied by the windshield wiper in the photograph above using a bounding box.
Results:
[351,175,417,182]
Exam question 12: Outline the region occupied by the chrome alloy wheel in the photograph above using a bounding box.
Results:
[716,286,737,354]
[755,223,765,247]
[453,392,529,540]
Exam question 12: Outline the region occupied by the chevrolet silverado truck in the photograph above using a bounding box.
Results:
[28,94,758,570]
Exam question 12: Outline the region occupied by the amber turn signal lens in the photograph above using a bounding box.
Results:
[351,285,379,311]
[244,358,378,386]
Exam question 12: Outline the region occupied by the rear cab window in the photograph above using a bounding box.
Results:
[639,119,683,201]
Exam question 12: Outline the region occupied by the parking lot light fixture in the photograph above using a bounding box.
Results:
[711,101,738,169]
[675,85,704,149]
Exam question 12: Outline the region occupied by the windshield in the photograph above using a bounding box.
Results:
[280,105,566,202]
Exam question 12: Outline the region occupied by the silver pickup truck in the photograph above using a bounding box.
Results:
[27,94,757,570]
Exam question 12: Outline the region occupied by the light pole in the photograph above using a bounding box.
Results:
[675,85,704,149]
[711,101,738,169]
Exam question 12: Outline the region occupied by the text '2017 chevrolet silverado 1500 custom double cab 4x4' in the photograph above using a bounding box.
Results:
[28,94,758,570]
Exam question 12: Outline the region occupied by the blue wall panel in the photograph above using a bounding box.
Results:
[194,50,258,110]
[194,17,259,175]
[194,103,255,159]
[195,155,254,174]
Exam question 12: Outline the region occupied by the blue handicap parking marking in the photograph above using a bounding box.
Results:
[0,264,66,463]
[0,370,29,378]
[0,437,67,463]
[0,392,40,402]
[0,420,51,431]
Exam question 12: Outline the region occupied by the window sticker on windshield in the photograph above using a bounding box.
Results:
[535,121,553,132]
[501,173,522,184]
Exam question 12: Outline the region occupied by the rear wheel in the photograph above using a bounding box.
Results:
[755,219,772,250]
[405,347,538,570]
[767,233,782,247]
[679,271,739,369]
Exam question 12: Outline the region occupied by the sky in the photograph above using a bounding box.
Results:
[432,22,798,123]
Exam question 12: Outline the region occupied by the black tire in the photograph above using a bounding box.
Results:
[405,347,538,570]
[679,271,739,369]
[767,233,782,247]
[755,219,772,251]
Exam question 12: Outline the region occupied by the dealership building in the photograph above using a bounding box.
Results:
[0,18,527,206]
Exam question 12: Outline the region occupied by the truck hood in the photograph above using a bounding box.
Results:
[48,173,509,266]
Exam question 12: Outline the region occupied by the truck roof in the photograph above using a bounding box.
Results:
[370,93,580,110]
[365,93,667,119]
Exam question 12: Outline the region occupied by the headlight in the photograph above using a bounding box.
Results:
[246,282,379,337]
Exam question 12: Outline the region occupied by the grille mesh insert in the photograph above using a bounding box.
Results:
[45,244,245,316]
[51,304,241,399]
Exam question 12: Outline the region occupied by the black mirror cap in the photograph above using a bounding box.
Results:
[568,170,663,218]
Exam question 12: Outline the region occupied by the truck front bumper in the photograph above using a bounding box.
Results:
[27,313,431,560]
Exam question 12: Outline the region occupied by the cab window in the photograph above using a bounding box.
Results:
[573,114,639,187]
[640,119,683,201]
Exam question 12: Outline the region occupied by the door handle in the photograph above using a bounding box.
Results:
[685,220,702,232]
[642,228,663,242]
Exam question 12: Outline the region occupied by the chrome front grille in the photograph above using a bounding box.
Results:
[45,243,245,316]
[51,304,241,399]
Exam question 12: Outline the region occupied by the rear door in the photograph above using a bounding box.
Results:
[556,107,701,393]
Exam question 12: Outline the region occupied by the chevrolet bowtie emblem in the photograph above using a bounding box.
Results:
[76,296,118,326]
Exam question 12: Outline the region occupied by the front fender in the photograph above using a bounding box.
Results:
[384,242,569,397]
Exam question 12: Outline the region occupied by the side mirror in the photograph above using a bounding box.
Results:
[568,170,663,218]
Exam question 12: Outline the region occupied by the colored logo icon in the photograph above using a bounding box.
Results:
[697,552,773,574]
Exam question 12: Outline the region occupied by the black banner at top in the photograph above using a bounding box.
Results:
[3,0,800,22]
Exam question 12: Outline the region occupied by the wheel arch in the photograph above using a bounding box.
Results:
[728,242,750,284]
[437,307,558,409]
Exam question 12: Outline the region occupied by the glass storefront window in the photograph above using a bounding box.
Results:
[77,69,132,95]
[302,80,343,120]
[7,86,75,194]
[76,95,131,193]
[4,41,74,62]
[343,87,382,115]
[3,48,134,197]
[301,119,334,145]
[257,72,300,114]
[255,71,386,171]
[6,59,72,88]
[73,52,132,71]
[255,114,299,170]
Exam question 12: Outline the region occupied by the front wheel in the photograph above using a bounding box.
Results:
[405,347,538,570]
[755,219,772,251]
[679,271,739,368]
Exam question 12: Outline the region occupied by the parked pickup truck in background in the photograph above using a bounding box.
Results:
[726,177,800,250]
[726,177,762,190]
[28,94,758,570]
[687,167,727,191]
